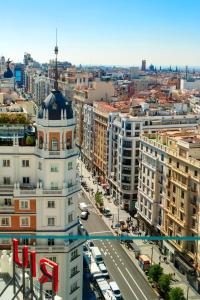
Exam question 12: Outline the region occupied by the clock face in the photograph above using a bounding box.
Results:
[52,102,57,110]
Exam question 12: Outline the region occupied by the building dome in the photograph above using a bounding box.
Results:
[38,89,73,120]
[4,59,13,78]
[4,66,13,78]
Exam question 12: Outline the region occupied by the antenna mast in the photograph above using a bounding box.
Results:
[54,28,59,90]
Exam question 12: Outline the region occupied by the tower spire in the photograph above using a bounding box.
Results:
[54,28,59,90]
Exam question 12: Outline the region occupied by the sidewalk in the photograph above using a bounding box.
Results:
[78,160,200,300]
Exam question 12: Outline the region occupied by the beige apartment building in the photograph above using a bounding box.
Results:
[137,128,200,290]
[92,102,117,180]
[73,78,114,147]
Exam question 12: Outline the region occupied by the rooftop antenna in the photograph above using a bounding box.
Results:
[54,28,59,90]
[186,65,188,80]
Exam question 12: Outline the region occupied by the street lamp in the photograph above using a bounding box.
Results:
[151,246,154,266]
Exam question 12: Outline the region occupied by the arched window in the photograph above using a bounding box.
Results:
[39,136,43,149]
[51,138,58,151]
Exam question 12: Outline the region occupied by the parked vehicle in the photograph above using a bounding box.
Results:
[90,261,104,280]
[96,278,115,299]
[99,263,109,278]
[103,208,112,217]
[109,281,121,299]
[87,240,95,250]
[138,255,151,272]
[79,202,88,212]
[91,247,103,264]
[80,211,89,220]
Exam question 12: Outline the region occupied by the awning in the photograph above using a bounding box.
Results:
[175,256,194,272]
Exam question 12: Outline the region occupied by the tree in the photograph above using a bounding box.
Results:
[158,274,171,294]
[148,264,163,283]
[25,135,35,146]
[95,192,104,207]
[169,287,186,300]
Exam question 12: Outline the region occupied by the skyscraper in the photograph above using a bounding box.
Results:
[141,59,146,71]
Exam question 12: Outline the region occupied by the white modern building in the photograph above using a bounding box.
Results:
[107,112,200,211]
[0,88,83,299]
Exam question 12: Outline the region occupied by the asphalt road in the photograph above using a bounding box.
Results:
[78,192,158,300]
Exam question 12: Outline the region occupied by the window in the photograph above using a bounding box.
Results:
[45,290,52,299]
[48,217,55,226]
[51,165,58,172]
[3,160,10,167]
[50,182,58,190]
[71,249,78,261]
[1,217,10,226]
[39,136,43,149]
[22,160,29,167]
[20,217,29,227]
[48,239,54,246]
[38,162,42,170]
[4,199,12,206]
[177,162,179,168]
[181,190,184,199]
[2,239,10,245]
[48,201,55,208]
[68,162,73,170]
[21,238,29,245]
[20,200,29,209]
[68,197,73,206]
[71,266,78,277]
[48,257,57,263]
[194,170,198,177]
[3,177,10,185]
[23,177,30,184]
[68,213,73,223]
[70,282,78,294]
[185,166,188,173]
[51,138,58,151]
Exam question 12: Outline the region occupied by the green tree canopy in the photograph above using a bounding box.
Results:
[169,287,186,300]
[148,264,163,283]
[158,274,171,294]
[95,191,104,207]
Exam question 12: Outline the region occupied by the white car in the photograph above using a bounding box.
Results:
[99,263,109,278]
[109,281,121,299]
[79,202,88,212]
[80,211,89,220]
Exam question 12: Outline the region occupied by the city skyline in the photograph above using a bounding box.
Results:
[1,0,200,66]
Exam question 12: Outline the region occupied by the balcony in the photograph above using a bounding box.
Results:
[0,205,14,212]
[0,184,14,193]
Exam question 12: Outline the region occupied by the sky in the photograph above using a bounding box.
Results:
[1,0,200,67]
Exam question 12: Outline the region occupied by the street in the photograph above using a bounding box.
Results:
[78,192,158,300]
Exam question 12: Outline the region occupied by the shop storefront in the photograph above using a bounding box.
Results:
[162,240,175,262]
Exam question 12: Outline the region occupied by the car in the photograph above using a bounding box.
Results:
[109,281,121,299]
[98,263,109,278]
[87,240,95,249]
[103,208,112,217]
[80,211,89,220]
[79,202,88,212]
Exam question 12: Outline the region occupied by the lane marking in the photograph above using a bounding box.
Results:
[125,267,148,300]
[117,266,139,300]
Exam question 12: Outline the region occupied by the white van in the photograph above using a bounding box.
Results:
[91,247,103,264]
[78,202,88,212]
[109,281,121,299]
[90,261,104,280]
